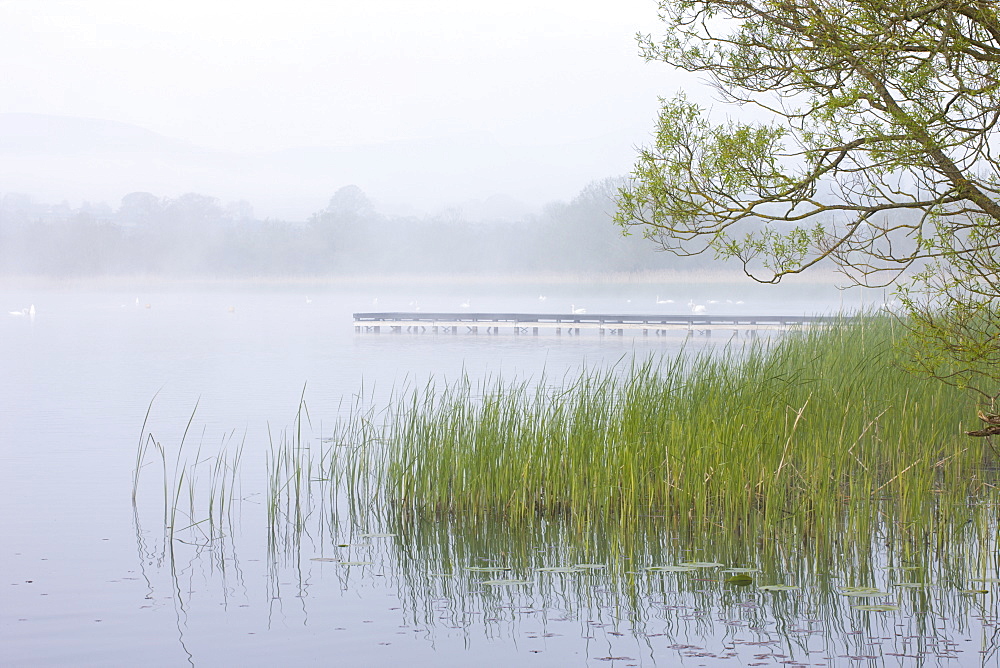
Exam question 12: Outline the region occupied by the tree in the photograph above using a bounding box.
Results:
[308,186,379,271]
[616,1,1000,406]
[118,192,162,227]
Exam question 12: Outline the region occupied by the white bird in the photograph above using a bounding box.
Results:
[538,295,547,302]
[8,305,34,317]
[305,296,313,304]
[688,299,706,314]
[655,295,674,304]
[459,299,471,308]
[707,299,719,305]
[571,304,586,314]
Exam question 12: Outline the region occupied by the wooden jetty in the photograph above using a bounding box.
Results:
[353,312,848,337]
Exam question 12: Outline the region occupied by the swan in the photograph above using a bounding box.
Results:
[688,299,706,314]
[538,295,547,302]
[305,296,313,304]
[8,305,35,317]
[571,304,586,314]
[655,295,674,304]
[459,299,471,309]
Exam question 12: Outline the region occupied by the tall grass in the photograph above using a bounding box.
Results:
[381,316,992,536]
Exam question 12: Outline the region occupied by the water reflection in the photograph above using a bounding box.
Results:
[132,420,1000,667]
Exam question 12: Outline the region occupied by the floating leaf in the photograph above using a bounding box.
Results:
[758,584,799,591]
[725,574,754,586]
[359,533,397,538]
[840,587,890,597]
[853,604,899,612]
[481,579,531,586]
[575,564,606,569]
[891,582,927,588]
[538,566,585,573]
[338,561,372,566]
[646,566,698,572]
[310,557,339,562]
[959,589,989,595]
[679,561,724,568]
[971,577,1000,583]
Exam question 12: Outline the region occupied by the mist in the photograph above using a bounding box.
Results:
[0,177,710,279]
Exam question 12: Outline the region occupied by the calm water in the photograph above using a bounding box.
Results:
[5,279,993,667]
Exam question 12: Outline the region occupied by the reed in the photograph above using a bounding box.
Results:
[380,316,993,536]
[132,399,245,547]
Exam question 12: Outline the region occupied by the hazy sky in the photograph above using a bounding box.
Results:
[0,1,696,216]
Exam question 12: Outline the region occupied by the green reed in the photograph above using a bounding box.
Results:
[380,316,993,536]
[379,508,1000,656]
[132,399,245,547]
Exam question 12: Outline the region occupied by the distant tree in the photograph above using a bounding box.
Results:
[616,1,1000,406]
[164,193,224,228]
[118,192,162,227]
[324,185,374,219]
[309,185,379,271]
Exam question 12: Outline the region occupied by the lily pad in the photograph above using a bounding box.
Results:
[840,587,890,597]
[758,584,799,591]
[575,564,606,569]
[725,574,754,586]
[645,565,698,572]
[891,582,928,588]
[853,604,900,611]
[481,579,531,586]
[538,566,585,573]
[679,561,724,568]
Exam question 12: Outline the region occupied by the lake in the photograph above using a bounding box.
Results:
[4,276,994,667]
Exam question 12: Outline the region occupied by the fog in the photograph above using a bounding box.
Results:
[0,179,706,278]
[0,1,692,219]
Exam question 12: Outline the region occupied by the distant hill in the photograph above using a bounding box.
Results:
[0,113,199,156]
[0,113,633,220]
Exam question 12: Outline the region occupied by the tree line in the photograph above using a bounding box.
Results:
[0,179,695,278]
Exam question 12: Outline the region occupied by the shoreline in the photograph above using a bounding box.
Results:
[0,268,852,291]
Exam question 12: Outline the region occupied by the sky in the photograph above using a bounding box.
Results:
[0,1,695,218]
